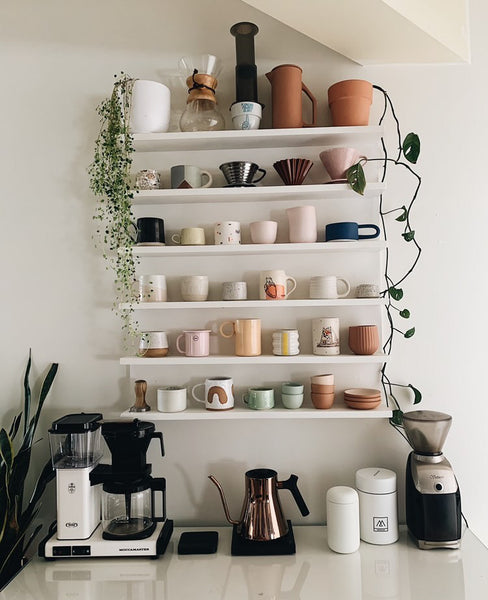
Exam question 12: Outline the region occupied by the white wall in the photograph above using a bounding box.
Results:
[1,0,487,546]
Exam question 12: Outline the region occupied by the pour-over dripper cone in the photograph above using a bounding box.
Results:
[402,410,452,454]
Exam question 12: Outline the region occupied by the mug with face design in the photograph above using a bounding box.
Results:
[312,317,340,356]
[259,270,297,300]
[191,377,235,411]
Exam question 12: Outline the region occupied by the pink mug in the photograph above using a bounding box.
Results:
[176,330,211,357]
[286,205,317,243]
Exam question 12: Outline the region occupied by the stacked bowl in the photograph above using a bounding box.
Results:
[311,374,335,409]
[344,388,381,410]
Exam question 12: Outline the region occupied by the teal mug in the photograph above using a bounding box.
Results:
[243,387,274,410]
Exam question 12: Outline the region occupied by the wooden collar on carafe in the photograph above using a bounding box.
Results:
[186,70,218,103]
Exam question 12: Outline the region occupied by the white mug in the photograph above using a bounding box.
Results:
[137,274,167,302]
[312,318,340,355]
[157,386,187,412]
[129,80,170,133]
[138,331,169,358]
[287,205,317,243]
[180,275,209,301]
[309,276,351,299]
[214,221,241,245]
[259,270,297,300]
[272,329,300,356]
[192,377,234,411]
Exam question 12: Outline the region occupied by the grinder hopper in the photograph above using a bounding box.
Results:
[402,410,452,455]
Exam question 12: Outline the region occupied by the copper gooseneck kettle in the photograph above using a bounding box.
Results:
[209,468,310,541]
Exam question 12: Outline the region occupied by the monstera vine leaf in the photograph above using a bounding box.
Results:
[346,162,366,195]
[402,133,420,164]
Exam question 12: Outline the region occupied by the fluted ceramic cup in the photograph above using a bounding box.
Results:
[348,325,379,355]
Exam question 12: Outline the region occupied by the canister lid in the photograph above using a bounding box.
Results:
[326,485,358,505]
[355,468,397,494]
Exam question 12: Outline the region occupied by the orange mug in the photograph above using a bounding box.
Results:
[219,319,261,357]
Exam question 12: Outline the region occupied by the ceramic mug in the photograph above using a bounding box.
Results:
[272,329,300,356]
[180,275,209,301]
[219,319,261,357]
[287,205,317,243]
[214,221,241,245]
[157,386,187,412]
[138,331,169,358]
[249,221,278,244]
[137,274,167,302]
[243,387,274,410]
[309,275,351,299]
[222,281,247,301]
[176,330,211,357]
[171,165,213,189]
[172,227,206,246]
[231,101,262,130]
[135,217,165,245]
[129,80,171,133]
[192,377,234,411]
[325,222,380,242]
[259,270,297,300]
[312,317,340,356]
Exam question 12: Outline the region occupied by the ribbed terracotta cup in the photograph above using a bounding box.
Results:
[348,325,379,355]
[328,79,373,126]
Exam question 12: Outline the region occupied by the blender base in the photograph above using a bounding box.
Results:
[231,521,296,555]
[40,519,173,560]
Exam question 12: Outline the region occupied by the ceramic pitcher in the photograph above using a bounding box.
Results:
[265,64,317,128]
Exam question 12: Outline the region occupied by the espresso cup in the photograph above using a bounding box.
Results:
[136,217,165,245]
[180,275,209,302]
[355,283,380,298]
[172,227,206,246]
[230,101,262,130]
[219,319,261,357]
[157,386,187,412]
[171,165,213,189]
[137,274,167,302]
[138,331,169,358]
[219,161,266,187]
[214,221,241,245]
[192,377,234,411]
[325,222,380,242]
[259,270,297,300]
[222,281,247,301]
[176,330,211,357]
[243,387,274,410]
[249,221,278,244]
[312,317,340,355]
[309,275,351,299]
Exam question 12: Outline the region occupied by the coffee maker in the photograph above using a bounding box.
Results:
[403,410,461,549]
[41,414,173,559]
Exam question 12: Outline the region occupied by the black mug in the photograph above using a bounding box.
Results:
[136,217,165,245]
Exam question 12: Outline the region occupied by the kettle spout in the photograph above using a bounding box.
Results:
[208,475,240,526]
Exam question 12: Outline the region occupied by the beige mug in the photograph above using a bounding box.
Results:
[219,319,261,356]
[172,227,206,246]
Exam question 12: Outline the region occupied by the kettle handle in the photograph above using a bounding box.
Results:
[301,82,317,128]
[278,474,310,516]
[151,477,167,522]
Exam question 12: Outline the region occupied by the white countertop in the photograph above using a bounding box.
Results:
[1,526,487,599]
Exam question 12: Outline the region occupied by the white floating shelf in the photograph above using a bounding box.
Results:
[130,182,386,205]
[120,354,388,366]
[131,241,386,258]
[119,298,386,310]
[120,406,392,420]
[131,126,384,152]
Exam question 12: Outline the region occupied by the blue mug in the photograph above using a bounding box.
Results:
[325,222,380,242]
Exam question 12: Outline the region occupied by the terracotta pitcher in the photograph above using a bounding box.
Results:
[266,64,317,128]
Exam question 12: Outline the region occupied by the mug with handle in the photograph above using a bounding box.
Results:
[176,330,211,357]
[219,319,261,357]
[325,222,380,242]
[192,377,234,411]
[259,270,297,300]
[243,387,274,410]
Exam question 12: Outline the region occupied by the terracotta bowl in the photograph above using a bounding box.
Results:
[311,383,335,394]
[344,388,381,399]
[311,392,335,409]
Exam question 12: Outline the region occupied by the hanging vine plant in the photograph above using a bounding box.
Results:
[346,84,422,427]
[88,72,139,342]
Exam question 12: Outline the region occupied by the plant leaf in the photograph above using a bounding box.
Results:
[395,207,407,222]
[402,132,420,164]
[390,410,404,426]
[408,384,422,404]
[23,349,32,437]
[404,327,415,338]
[346,162,366,195]
[389,286,403,301]
[0,430,13,471]
[402,230,415,242]
[399,308,410,318]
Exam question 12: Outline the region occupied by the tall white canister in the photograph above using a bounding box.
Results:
[355,467,398,545]
[326,486,360,553]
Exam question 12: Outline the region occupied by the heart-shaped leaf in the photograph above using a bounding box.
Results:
[346,163,366,195]
[404,327,415,338]
[388,286,403,301]
[402,132,420,164]
[408,384,422,404]
[402,230,415,242]
[390,410,404,426]
[395,207,407,222]
[399,308,410,318]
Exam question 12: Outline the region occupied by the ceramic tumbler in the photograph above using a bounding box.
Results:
[214,221,241,245]
[180,275,209,301]
[219,319,261,356]
[249,221,278,244]
[287,205,317,243]
[138,331,169,358]
[312,318,340,355]
[222,281,247,301]
[272,329,299,356]
[137,274,167,302]
[348,325,379,355]
[157,386,187,412]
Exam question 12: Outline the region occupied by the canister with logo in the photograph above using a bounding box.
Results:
[355,467,398,545]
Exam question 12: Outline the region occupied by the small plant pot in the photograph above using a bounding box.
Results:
[348,325,379,355]
[328,79,373,126]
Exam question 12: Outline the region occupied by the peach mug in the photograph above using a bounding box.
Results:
[219,319,261,356]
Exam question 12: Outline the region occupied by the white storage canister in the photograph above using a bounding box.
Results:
[326,486,360,553]
[355,467,398,545]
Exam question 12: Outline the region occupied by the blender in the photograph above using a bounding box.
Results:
[402,410,462,549]
[41,415,173,559]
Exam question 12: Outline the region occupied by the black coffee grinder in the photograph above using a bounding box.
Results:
[403,410,462,549]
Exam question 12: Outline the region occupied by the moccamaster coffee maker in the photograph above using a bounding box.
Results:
[41,413,173,559]
[403,410,462,549]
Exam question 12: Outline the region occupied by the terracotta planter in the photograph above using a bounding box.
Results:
[328,79,373,126]
[348,325,379,355]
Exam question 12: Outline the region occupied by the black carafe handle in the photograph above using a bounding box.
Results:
[279,474,310,516]
[151,431,165,457]
[150,477,167,522]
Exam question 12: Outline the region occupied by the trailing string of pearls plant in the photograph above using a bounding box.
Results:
[346,84,422,428]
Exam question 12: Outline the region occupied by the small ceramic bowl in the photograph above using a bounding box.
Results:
[311,383,335,394]
[311,392,335,409]
[311,373,334,385]
[281,393,304,409]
